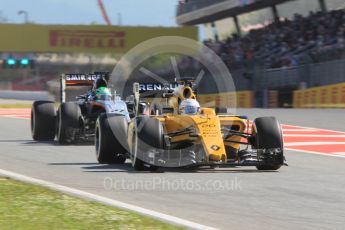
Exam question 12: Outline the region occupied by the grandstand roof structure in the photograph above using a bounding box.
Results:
[177,0,311,25]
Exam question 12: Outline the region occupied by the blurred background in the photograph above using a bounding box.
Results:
[0,0,345,109]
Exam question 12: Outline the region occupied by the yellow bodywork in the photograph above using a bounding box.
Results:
[154,110,248,163]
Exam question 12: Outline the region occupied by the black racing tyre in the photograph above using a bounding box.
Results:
[95,114,127,164]
[137,116,164,149]
[253,117,283,149]
[57,102,81,144]
[257,165,282,171]
[31,101,56,141]
[130,116,163,171]
[253,117,284,171]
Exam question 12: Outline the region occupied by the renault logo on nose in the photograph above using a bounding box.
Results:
[211,145,220,151]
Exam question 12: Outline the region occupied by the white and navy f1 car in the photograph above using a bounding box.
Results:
[31,72,130,164]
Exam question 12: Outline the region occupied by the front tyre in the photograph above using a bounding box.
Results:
[95,114,127,164]
[130,117,162,171]
[57,102,81,144]
[252,117,284,171]
[130,129,147,170]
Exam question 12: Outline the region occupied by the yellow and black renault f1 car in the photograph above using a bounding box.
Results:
[124,82,286,171]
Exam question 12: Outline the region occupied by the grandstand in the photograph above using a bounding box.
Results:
[176,0,345,108]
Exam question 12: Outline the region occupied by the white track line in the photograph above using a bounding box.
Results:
[285,148,345,158]
[0,112,30,114]
[1,115,29,117]
[284,134,345,137]
[285,142,345,147]
[0,115,29,120]
[0,169,217,230]
[282,129,316,132]
[283,124,345,134]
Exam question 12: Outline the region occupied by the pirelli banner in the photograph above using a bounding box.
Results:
[0,24,198,54]
[293,83,345,108]
[198,91,254,108]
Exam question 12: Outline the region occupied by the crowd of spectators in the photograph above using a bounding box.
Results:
[205,9,345,69]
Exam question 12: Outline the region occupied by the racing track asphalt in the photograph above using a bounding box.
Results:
[0,109,345,230]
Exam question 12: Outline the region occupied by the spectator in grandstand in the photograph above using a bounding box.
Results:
[202,8,345,69]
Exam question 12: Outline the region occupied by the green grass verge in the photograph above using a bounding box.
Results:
[0,178,183,230]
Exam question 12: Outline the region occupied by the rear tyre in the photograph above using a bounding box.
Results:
[31,101,56,141]
[95,114,127,164]
[253,117,284,171]
[130,117,162,171]
[57,102,81,144]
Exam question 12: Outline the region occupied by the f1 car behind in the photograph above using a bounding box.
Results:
[96,81,287,171]
[31,72,130,150]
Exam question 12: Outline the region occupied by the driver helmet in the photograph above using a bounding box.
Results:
[95,87,112,100]
[179,99,200,115]
[93,76,108,90]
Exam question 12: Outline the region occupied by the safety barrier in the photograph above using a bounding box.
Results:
[293,83,345,108]
[198,91,254,108]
